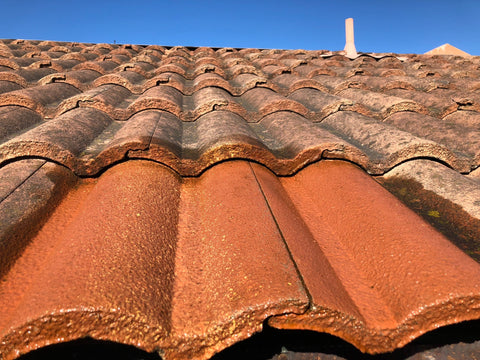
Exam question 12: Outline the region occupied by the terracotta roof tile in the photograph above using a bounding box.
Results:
[38,69,101,91]
[0,82,80,118]
[0,105,42,139]
[94,70,148,93]
[288,88,371,120]
[265,161,480,352]
[336,87,428,119]
[0,159,75,279]
[1,68,57,85]
[382,160,480,221]
[2,160,480,360]
[0,80,22,94]
[384,112,480,166]
[1,39,480,358]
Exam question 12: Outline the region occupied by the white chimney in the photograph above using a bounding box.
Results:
[344,18,358,58]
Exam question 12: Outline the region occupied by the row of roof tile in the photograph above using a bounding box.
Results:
[0,105,476,176]
[0,40,479,177]
[1,39,480,359]
[2,159,480,360]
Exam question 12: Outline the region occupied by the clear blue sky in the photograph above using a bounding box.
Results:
[1,0,479,55]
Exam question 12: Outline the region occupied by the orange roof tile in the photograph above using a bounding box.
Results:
[0,39,480,359]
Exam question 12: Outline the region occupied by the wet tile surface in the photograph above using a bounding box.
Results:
[1,39,480,360]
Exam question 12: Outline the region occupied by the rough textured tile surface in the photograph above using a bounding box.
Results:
[0,161,307,360]
[1,160,480,360]
[378,160,480,263]
[0,39,478,176]
[1,39,480,359]
[0,159,76,279]
[265,161,480,353]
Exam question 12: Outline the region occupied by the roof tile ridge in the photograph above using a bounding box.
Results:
[0,107,114,173]
[26,59,63,72]
[72,60,115,75]
[85,110,183,175]
[0,82,81,118]
[38,72,85,92]
[38,69,100,92]
[118,62,156,79]
[248,162,370,322]
[0,58,19,70]
[0,72,28,88]
[55,84,134,121]
[93,71,148,94]
[238,87,311,122]
[441,98,480,118]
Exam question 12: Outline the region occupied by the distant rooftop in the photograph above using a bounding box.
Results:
[425,43,470,56]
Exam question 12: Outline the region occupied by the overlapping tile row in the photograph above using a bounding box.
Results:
[1,39,480,358]
[1,160,480,360]
[0,39,479,176]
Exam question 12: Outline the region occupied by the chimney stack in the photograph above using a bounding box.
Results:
[344,18,358,58]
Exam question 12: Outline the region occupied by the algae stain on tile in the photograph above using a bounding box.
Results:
[376,176,480,264]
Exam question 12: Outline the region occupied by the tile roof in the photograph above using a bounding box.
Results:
[0,39,479,359]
